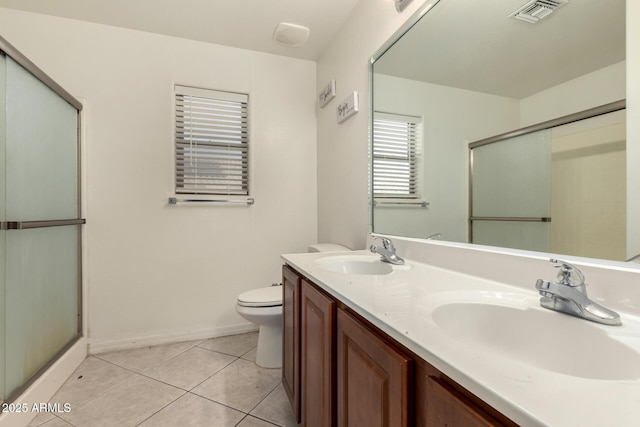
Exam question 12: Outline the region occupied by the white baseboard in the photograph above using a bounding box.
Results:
[0,338,88,427]
[88,323,259,355]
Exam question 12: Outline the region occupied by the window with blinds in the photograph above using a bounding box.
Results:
[175,85,249,195]
[372,113,421,200]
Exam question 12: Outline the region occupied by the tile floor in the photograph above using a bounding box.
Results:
[29,332,296,427]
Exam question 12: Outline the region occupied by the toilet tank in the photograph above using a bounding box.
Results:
[308,243,350,253]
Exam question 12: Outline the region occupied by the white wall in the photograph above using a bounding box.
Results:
[520,61,626,126]
[0,8,318,351]
[550,114,626,260]
[316,0,428,250]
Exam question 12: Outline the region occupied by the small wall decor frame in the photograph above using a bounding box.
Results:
[336,91,359,123]
[319,79,336,108]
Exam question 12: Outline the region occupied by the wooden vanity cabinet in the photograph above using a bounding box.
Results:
[300,278,336,427]
[282,265,517,427]
[337,307,412,426]
[282,265,301,423]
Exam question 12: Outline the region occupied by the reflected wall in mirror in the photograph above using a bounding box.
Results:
[370,0,632,262]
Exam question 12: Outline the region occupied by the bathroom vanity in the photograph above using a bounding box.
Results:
[281,248,640,427]
[282,264,513,426]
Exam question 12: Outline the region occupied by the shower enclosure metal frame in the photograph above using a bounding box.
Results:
[0,35,84,403]
[467,99,626,243]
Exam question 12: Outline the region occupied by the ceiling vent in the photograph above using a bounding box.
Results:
[509,0,569,24]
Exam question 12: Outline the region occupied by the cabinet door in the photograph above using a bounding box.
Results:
[301,280,336,427]
[337,308,412,427]
[282,265,301,423]
[425,376,502,427]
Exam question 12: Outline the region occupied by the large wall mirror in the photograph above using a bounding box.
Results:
[370,0,637,263]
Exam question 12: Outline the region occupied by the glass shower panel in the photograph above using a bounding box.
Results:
[472,130,552,218]
[5,57,78,221]
[0,53,6,404]
[472,221,550,253]
[2,55,80,399]
[471,130,552,249]
[4,227,79,397]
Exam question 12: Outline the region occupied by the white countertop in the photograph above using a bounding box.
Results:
[282,250,640,427]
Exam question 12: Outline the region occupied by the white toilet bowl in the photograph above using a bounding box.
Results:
[236,243,350,369]
[236,286,283,368]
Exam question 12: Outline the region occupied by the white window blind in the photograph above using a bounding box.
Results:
[175,85,249,195]
[373,113,421,199]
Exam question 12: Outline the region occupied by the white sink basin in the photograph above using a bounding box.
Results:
[316,255,393,275]
[430,292,640,380]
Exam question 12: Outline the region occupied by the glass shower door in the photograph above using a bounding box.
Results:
[1,52,6,405]
[1,54,83,402]
[470,130,552,252]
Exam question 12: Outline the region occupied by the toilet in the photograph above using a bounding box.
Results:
[236,243,350,368]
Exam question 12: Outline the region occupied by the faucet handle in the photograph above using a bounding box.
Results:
[550,259,585,287]
[381,238,394,250]
[372,236,394,250]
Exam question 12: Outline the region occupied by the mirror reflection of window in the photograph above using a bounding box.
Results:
[372,112,423,205]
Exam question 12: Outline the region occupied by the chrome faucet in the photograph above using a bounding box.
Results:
[535,259,621,326]
[370,237,405,265]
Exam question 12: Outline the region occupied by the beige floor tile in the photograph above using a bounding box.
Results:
[197,332,258,357]
[138,392,245,426]
[37,417,74,427]
[42,333,287,426]
[144,347,236,390]
[236,415,280,427]
[60,374,184,427]
[95,339,202,373]
[240,347,257,362]
[27,412,56,427]
[49,356,135,409]
[250,383,296,427]
[191,358,282,413]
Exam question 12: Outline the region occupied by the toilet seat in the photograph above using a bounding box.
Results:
[237,286,282,307]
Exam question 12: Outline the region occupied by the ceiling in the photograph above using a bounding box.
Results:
[374,0,626,99]
[0,0,361,61]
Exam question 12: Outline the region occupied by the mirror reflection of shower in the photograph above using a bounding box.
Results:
[470,106,626,261]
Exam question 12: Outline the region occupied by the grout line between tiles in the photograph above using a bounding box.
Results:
[235,414,282,427]
[133,388,189,427]
[134,354,240,395]
[92,339,204,374]
[245,381,284,418]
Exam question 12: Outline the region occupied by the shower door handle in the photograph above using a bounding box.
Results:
[2,218,86,230]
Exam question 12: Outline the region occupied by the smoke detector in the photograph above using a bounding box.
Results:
[509,0,569,24]
[273,23,310,47]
